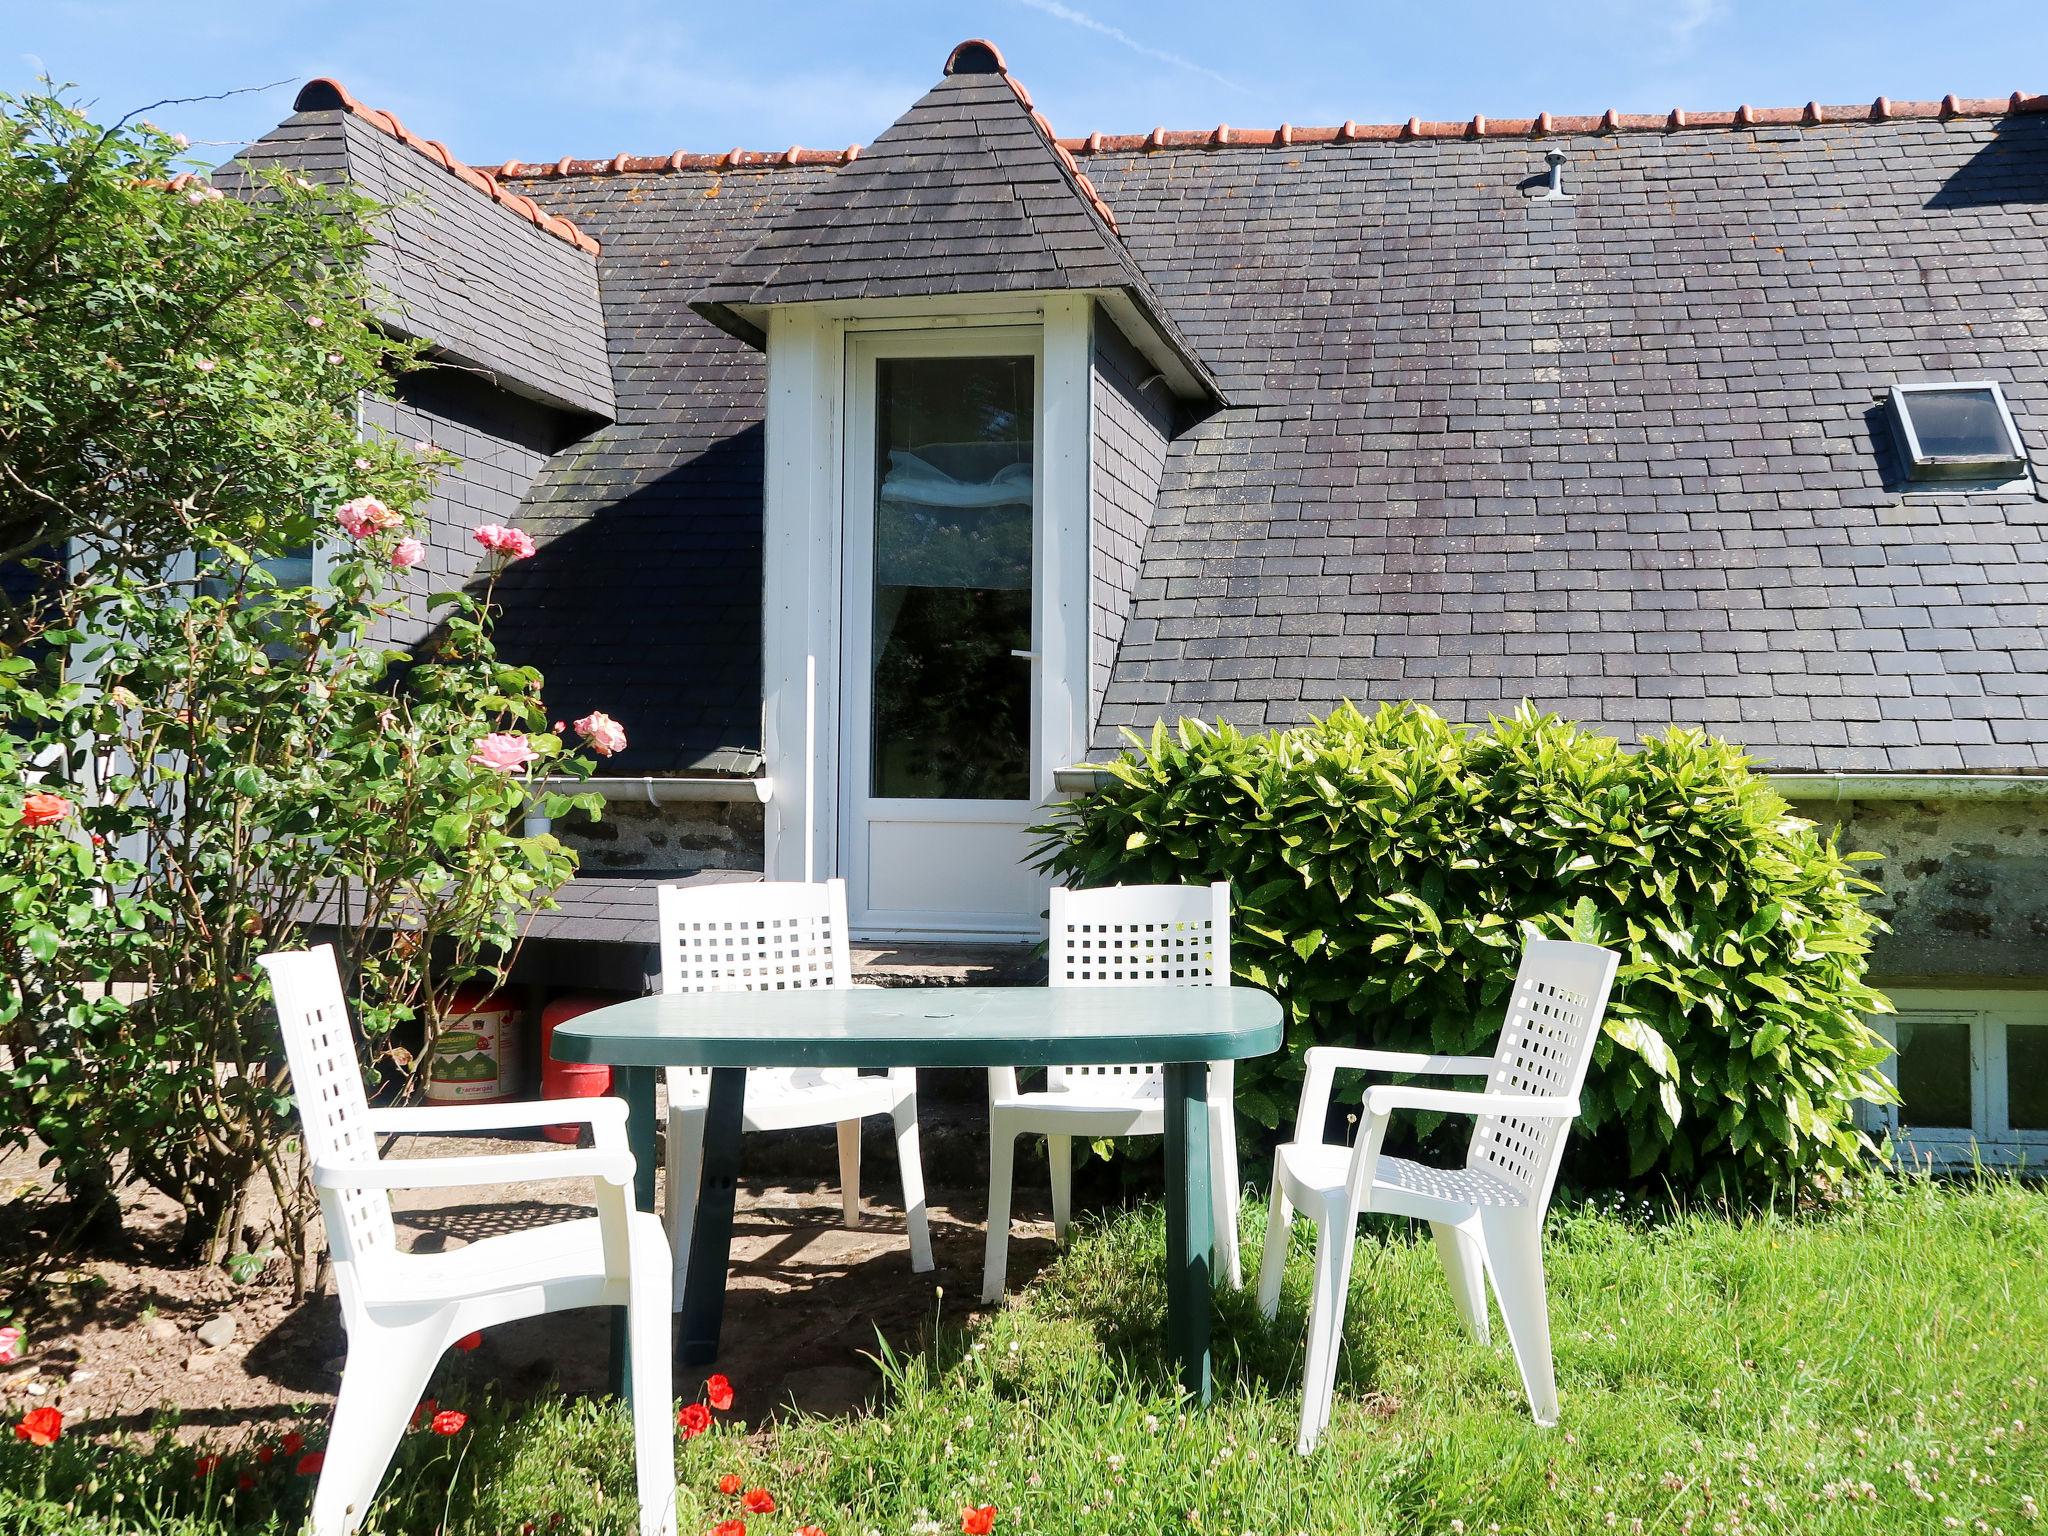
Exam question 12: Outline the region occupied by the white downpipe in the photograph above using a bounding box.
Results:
[804,653,818,884]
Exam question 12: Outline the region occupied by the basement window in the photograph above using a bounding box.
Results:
[1866,992,2048,1164]
[1887,381,2029,488]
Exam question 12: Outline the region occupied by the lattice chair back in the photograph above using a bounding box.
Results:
[658,880,856,1092]
[657,879,852,995]
[258,945,394,1314]
[1464,939,1620,1211]
[1045,882,1231,1091]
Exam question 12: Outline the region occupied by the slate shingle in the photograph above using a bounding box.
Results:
[499,108,2048,776]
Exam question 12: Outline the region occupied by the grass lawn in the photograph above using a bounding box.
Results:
[2,1175,2042,1535]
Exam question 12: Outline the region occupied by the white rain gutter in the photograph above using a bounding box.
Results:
[1050,764,2048,803]
[524,775,773,837]
[1765,773,2048,804]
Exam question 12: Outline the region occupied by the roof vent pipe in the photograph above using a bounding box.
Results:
[1543,148,1569,198]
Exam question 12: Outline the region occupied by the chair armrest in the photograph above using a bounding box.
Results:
[314,1146,633,1192]
[1361,1085,1579,1120]
[365,1099,628,1137]
[1303,1046,1497,1078]
[1290,1047,1497,1146]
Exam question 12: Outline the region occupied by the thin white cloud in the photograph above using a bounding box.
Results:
[1011,0,1249,95]
[559,33,921,151]
[1668,0,1727,44]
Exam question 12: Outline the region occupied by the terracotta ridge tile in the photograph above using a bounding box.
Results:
[1046,90,2047,153]
[499,145,861,178]
[295,77,599,255]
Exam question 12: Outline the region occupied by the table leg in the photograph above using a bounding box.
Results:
[1162,1060,1214,1406]
[679,1066,747,1366]
[608,1064,660,1397]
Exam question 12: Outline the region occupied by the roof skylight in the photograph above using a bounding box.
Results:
[1888,382,2029,487]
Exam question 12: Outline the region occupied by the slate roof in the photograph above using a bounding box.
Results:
[689,40,1219,402]
[492,69,2048,776]
[219,86,613,419]
[485,162,835,775]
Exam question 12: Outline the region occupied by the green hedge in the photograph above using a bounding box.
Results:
[1034,703,1895,1196]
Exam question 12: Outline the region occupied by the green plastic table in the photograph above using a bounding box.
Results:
[550,984,1283,1404]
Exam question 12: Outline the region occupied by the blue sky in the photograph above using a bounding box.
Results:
[13,0,2048,169]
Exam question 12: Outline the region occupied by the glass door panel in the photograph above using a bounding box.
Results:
[869,355,1034,800]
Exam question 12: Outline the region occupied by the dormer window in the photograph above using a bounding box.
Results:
[1888,381,2029,488]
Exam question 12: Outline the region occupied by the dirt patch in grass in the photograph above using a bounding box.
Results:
[0,1125,1068,1443]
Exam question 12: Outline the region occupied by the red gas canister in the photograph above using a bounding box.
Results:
[426,985,523,1105]
[540,994,617,1144]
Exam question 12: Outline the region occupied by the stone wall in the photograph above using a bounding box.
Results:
[552,795,764,875]
[1795,795,2048,988]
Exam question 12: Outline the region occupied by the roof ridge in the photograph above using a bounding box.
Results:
[943,37,1120,234]
[495,89,2048,182]
[294,78,600,255]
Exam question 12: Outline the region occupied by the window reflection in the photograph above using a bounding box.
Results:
[870,355,1033,801]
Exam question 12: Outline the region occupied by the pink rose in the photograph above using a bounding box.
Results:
[21,794,70,829]
[390,538,425,570]
[335,496,402,539]
[193,357,216,373]
[306,315,325,329]
[573,711,627,757]
[468,733,536,773]
[471,523,537,561]
[0,1326,20,1363]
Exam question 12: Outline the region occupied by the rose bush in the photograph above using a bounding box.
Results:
[0,88,616,1272]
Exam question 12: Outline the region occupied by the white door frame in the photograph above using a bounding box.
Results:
[841,324,1042,939]
[759,295,1094,942]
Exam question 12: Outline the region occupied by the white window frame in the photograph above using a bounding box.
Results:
[1869,989,2048,1166]
[1887,380,2030,490]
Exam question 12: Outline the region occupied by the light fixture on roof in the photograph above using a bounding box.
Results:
[1887,381,2030,489]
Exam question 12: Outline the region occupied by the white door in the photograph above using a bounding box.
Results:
[840,328,1047,939]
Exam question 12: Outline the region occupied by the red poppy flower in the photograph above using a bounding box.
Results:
[705,1373,734,1412]
[961,1506,997,1535]
[410,1398,438,1430]
[430,1410,468,1436]
[14,1407,61,1447]
[740,1488,775,1514]
[297,1451,325,1476]
[796,1527,826,1536]
[677,1402,712,1439]
[237,1473,256,1491]
[453,1331,482,1352]
[282,1430,305,1455]
[718,1473,742,1495]
[193,1454,220,1477]
[256,1444,275,1464]
[709,1522,746,1536]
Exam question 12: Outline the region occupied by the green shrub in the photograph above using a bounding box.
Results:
[1034,703,1895,1196]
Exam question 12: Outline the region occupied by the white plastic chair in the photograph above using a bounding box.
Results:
[658,878,932,1305]
[982,881,1242,1304]
[259,946,675,1536]
[1256,938,1619,1451]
